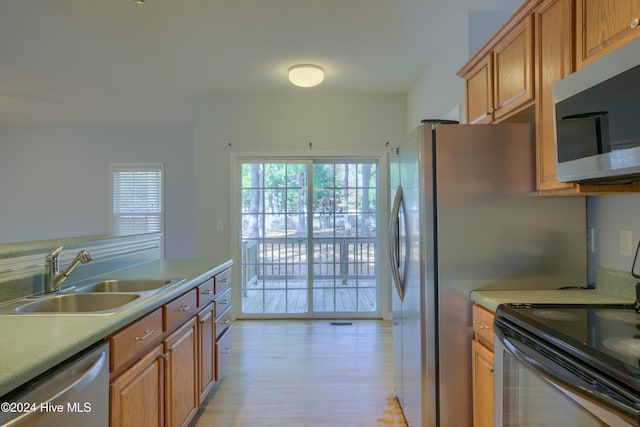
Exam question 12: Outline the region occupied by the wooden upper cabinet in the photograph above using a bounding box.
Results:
[576,0,640,68]
[493,15,534,121]
[459,6,535,124]
[534,0,577,192]
[465,55,494,124]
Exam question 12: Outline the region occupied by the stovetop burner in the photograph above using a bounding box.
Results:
[595,309,640,325]
[604,337,640,359]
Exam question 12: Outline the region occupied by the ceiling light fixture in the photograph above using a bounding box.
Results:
[134,0,145,4]
[288,64,325,88]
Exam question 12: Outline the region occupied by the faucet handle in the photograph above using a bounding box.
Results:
[46,245,64,260]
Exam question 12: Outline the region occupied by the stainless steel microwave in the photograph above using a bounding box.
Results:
[554,37,640,184]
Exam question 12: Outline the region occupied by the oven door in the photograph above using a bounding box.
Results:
[494,325,637,427]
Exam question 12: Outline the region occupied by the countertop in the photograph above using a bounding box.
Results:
[0,258,232,398]
[470,288,633,313]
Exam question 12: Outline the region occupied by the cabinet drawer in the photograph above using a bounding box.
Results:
[214,288,231,315]
[472,304,495,347]
[215,325,233,380]
[215,307,232,340]
[163,288,198,332]
[214,269,231,295]
[197,278,215,308]
[110,308,163,372]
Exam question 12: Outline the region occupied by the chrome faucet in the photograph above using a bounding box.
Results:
[44,246,93,293]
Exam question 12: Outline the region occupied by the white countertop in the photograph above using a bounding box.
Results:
[0,258,232,398]
[470,289,632,312]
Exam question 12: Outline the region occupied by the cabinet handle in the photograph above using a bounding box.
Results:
[199,311,213,323]
[631,18,639,29]
[160,353,169,360]
[201,289,213,295]
[488,366,494,374]
[473,320,489,330]
[219,278,229,283]
[218,299,229,305]
[221,348,232,355]
[177,304,192,312]
[135,329,155,341]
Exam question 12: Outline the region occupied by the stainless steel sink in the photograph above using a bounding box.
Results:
[74,278,181,293]
[9,293,140,314]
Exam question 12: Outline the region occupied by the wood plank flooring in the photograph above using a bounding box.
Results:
[191,320,407,427]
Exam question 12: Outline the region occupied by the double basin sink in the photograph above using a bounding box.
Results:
[0,278,184,315]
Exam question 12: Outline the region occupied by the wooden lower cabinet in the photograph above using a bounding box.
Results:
[110,344,164,427]
[164,317,199,427]
[472,340,494,427]
[215,325,233,380]
[109,268,233,426]
[198,303,216,403]
[472,304,495,427]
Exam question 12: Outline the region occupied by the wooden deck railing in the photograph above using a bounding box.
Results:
[242,237,377,286]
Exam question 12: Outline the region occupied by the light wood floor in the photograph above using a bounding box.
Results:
[192,320,408,427]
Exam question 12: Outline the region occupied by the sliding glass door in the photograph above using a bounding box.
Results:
[239,160,379,318]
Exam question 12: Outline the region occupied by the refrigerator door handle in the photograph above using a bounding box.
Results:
[389,185,404,301]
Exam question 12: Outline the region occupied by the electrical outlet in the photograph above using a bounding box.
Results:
[619,230,633,256]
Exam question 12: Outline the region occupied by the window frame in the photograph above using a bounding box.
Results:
[109,163,165,238]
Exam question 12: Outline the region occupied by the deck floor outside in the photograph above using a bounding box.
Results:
[241,278,377,314]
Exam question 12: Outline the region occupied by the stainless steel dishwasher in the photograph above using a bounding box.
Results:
[0,342,109,427]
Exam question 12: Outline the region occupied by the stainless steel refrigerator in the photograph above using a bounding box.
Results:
[389,122,587,426]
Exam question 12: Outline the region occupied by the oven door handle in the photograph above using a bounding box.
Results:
[496,326,639,426]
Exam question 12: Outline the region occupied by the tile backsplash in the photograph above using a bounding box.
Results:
[596,267,638,299]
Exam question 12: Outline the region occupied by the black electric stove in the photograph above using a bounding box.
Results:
[494,302,640,425]
[496,303,640,390]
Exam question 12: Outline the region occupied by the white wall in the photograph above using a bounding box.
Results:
[588,195,640,277]
[0,124,196,259]
[193,92,406,260]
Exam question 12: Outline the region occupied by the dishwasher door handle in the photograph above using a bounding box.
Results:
[2,348,107,426]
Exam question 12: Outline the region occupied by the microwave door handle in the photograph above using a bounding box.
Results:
[560,111,608,120]
[389,185,404,301]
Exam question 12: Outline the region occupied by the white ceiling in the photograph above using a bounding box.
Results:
[0,0,521,125]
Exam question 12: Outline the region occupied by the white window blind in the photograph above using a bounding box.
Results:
[111,164,163,234]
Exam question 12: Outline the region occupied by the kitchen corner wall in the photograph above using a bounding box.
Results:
[192,92,406,261]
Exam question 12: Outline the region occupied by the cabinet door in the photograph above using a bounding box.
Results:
[465,55,494,124]
[535,0,578,192]
[215,325,233,381]
[472,340,494,427]
[110,344,164,427]
[576,0,640,68]
[493,15,534,121]
[198,303,216,403]
[164,317,199,427]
